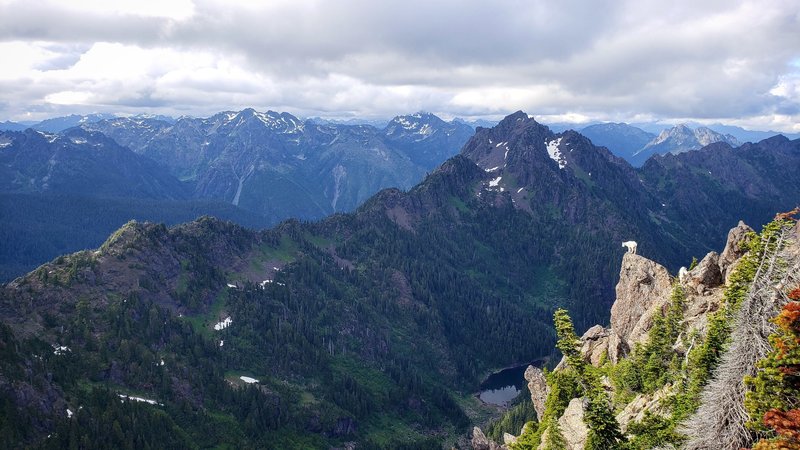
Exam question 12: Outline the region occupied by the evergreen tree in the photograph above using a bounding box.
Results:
[554,309,626,450]
[542,420,568,450]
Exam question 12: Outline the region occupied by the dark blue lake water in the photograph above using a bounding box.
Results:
[478,360,544,406]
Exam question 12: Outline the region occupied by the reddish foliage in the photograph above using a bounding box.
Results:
[789,289,800,301]
[776,302,800,334]
[775,207,800,222]
[778,366,800,376]
[750,439,800,450]
[763,409,800,441]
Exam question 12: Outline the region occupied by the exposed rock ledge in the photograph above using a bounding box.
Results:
[524,365,548,420]
[474,221,755,449]
[580,221,752,365]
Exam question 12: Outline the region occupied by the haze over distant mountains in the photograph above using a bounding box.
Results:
[2,108,799,283]
[0,110,474,280]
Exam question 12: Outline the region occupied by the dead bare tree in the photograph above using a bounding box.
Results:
[681,223,798,450]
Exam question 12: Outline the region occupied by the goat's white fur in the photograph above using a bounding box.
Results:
[622,240,637,254]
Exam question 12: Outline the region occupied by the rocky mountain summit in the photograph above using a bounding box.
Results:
[630,124,740,167]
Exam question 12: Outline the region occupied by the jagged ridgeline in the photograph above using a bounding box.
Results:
[1,112,799,449]
[482,213,800,450]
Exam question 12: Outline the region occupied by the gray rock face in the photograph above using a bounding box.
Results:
[471,427,490,450]
[524,365,548,421]
[719,221,754,278]
[607,330,627,363]
[579,325,610,366]
[685,251,723,294]
[471,426,505,450]
[558,398,589,450]
[610,253,673,357]
[616,384,673,432]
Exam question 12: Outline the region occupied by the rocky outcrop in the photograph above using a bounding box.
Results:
[571,223,754,366]
[685,251,723,294]
[471,427,506,450]
[525,365,549,420]
[558,398,589,450]
[616,384,674,431]
[500,221,760,448]
[719,221,754,280]
[607,253,673,360]
[579,325,610,366]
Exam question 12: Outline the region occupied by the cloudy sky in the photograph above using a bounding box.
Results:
[1,0,798,131]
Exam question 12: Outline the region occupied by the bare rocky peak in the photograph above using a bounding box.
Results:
[524,365,548,421]
[578,220,753,366]
[630,123,742,166]
[719,221,754,280]
[471,427,506,450]
[609,252,673,358]
[648,124,739,149]
[472,220,761,450]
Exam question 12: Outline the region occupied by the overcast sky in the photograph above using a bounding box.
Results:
[1,0,798,131]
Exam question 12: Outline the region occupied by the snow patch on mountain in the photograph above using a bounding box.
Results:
[118,394,162,406]
[213,317,232,331]
[546,138,567,169]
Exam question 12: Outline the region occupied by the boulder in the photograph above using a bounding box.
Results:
[503,432,518,445]
[607,330,628,363]
[558,398,589,450]
[525,365,548,420]
[616,384,673,431]
[471,427,505,450]
[471,427,490,450]
[718,221,753,279]
[610,253,673,357]
[685,251,723,294]
[579,325,610,366]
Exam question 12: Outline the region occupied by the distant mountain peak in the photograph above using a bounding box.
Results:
[232,108,303,133]
[630,123,741,167]
[500,110,530,124]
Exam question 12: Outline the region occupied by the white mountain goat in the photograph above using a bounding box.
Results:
[622,240,637,254]
[678,266,688,283]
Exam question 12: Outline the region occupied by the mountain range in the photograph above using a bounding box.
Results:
[0,110,474,281]
[578,122,744,166]
[1,111,798,448]
[79,109,474,218]
[629,124,740,166]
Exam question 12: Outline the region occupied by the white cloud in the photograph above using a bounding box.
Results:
[0,0,797,131]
